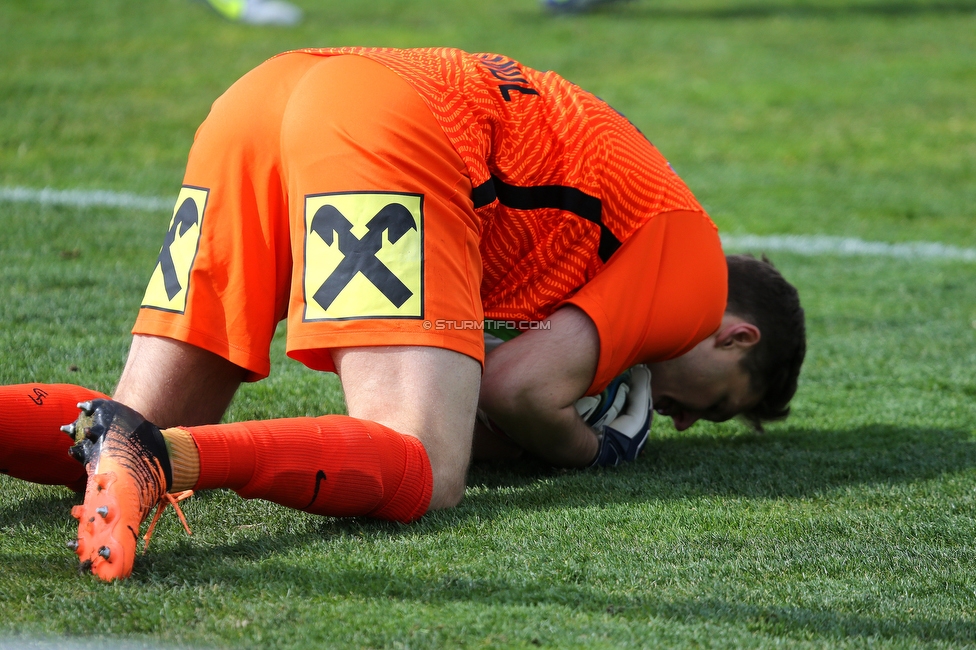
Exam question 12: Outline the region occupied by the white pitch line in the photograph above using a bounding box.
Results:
[722,234,976,263]
[2,185,974,263]
[0,186,172,212]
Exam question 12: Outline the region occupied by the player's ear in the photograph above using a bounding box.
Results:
[716,322,760,350]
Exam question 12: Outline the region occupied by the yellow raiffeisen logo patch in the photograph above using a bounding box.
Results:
[303,191,424,321]
[141,186,208,314]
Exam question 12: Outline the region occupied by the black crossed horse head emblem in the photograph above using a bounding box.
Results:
[156,197,199,301]
[309,202,418,312]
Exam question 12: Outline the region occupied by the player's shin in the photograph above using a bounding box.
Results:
[184,415,433,523]
[0,383,107,489]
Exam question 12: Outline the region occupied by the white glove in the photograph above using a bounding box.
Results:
[583,365,653,467]
[575,378,629,430]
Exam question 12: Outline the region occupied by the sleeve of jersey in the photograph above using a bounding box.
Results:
[563,210,728,396]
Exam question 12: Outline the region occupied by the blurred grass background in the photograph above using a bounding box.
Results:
[2,0,974,242]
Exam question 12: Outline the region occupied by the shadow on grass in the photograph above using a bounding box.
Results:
[463,424,976,507]
[131,423,975,555]
[613,0,976,19]
[4,424,971,535]
[0,488,79,529]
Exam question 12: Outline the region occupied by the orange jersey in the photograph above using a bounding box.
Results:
[289,48,711,321]
[287,48,726,391]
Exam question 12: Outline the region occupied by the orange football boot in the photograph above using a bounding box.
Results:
[63,399,187,581]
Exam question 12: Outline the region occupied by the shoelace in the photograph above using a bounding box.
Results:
[142,490,194,552]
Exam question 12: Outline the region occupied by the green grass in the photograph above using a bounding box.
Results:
[1,0,976,647]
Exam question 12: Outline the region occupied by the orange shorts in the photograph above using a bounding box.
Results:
[134,54,483,380]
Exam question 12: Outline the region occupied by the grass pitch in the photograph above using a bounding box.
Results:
[1,0,975,647]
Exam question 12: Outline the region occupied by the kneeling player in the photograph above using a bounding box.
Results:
[0,48,805,581]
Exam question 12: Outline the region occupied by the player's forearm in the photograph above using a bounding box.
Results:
[479,305,601,466]
[509,406,600,467]
[478,363,600,466]
[488,401,599,467]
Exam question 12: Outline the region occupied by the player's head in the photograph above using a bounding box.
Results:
[648,254,804,432]
[724,253,806,429]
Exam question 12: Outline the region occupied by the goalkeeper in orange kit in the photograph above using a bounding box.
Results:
[0,47,805,581]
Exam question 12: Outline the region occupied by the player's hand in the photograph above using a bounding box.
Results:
[583,365,653,467]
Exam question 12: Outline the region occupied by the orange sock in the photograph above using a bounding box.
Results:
[185,416,433,523]
[0,383,108,490]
